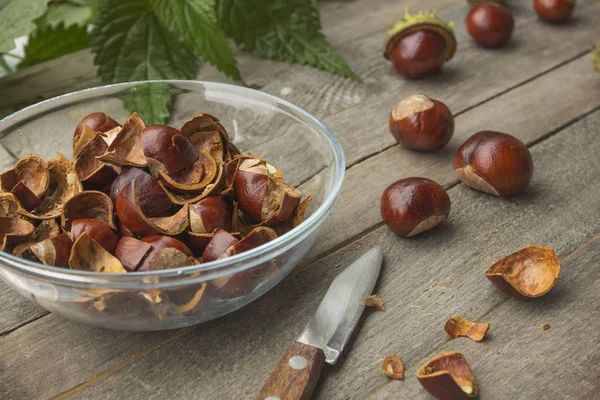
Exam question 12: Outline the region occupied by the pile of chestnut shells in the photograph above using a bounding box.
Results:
[0,111,310,275]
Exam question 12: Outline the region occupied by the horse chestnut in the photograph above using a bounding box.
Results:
[466,3,514,48]
[389,94,454,151]
[534,0,575,24]
[74,112,119,140]
[454,131,533,197]
[381,178,451,237]
[384,10,457,79]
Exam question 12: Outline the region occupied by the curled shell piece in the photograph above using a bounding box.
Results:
[417,351,478,400]
[485,245,560,299]
[97,112,147,167]
[0,216,35,251]
[68,233,126,273]
[444,315,490,342]
[61,190,115,230]
[30,233,73,268]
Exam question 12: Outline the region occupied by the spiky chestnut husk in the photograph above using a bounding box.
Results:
[384,9,457,64]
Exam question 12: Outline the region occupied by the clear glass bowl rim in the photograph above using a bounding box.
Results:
[0,80,345,289]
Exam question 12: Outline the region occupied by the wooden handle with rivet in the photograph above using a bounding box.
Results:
[257,341,325,400]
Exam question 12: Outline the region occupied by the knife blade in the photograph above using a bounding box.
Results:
[257,246,383,400]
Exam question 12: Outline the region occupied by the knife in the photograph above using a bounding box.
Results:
[257,246,383,400]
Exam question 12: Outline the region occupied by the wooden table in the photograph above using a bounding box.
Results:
[1,0,599,398]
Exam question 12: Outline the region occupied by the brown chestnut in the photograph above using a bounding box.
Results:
[74,112,120,141]
[110,167,171,217]
[30,233,73,268]
[454,131,533,197]
[534,0,575,24]
[389,94,454,151]
[189,196,231,234]
[202,229,239,263]
[380,178,451,237]
[71,219,119,254]
[141,125,198,175]
[384,10,457,79]
[114,235,193,272]
[466,3,514,48]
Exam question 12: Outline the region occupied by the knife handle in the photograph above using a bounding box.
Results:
[257,341,325,400]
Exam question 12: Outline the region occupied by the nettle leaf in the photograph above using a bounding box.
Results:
[117,82,183,125]
[216,0,358,81]
[91,0,197,124]
[36,1,93,28]
[151,0,242,82]
[0,0,48,53]
[18,23,90,70]
[91,0,196,83]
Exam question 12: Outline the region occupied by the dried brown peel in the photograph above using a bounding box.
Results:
[384,9,456,61]
[10,181,42,211]
[146,247,195,271]
[115,237,154,272]
[20,153,83,220]
[180,113,229,160]
[110,167,171,217]
[116,180,189,237]
[189,196,231,234]
[485,245,560,299]
[0,216,35,251]
[61,190,115,230]
[202,229,239,262]
[382,355,404,379]
[158,151,217,193]
[417,352,478,400]
[73,128,121,185]
[96,112,147,167]
[444,315,490,342]
[262,178,302,226]
[30,233,73,268]
[14,154,50,197]
[0,193,22,217]
[73,125,97,157]
[158,161,226,205]
[221,226,277,258]
[364,294,385,311]
[69,233,126,273]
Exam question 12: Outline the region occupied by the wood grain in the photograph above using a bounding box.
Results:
[370,235,600,400]
[0,279,47,335]
[257,341,325,400]
[60,109,600,400]
[1,51,598,398]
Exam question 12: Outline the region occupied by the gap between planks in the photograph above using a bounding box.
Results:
[44,104,600,399]
[363,230,600,399]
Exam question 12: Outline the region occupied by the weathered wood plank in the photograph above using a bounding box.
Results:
[0,315,180,399]
[0,279,46,335]
[60,109,600,399]
[1,51,597,398]
[309,53,600,260]
[370,235,600,400]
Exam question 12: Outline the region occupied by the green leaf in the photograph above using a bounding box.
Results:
[117,82,183,125]
[90,0,197,83]
[216,0,358,81]
[36,1,93,28]
[0,0,48,53]
[18,23,90,69]
[150,0,242,82]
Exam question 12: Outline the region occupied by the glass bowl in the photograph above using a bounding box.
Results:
[0,81,344,331]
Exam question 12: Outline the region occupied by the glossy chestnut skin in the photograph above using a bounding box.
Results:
[381,178,451,237]
[534,0,575,23]
[389,94,454,151]
[189,196,231,233]
[466,3,514,48]
[74,112,119,139]
[202,229,239,263]
[388,30,448,79]
[110,167,171,217]
[454,131,533,197]
[141,125,198,174]
[71,219,119,254]
[115,235,193,272]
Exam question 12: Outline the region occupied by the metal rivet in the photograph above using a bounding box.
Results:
[289,355,308,370]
